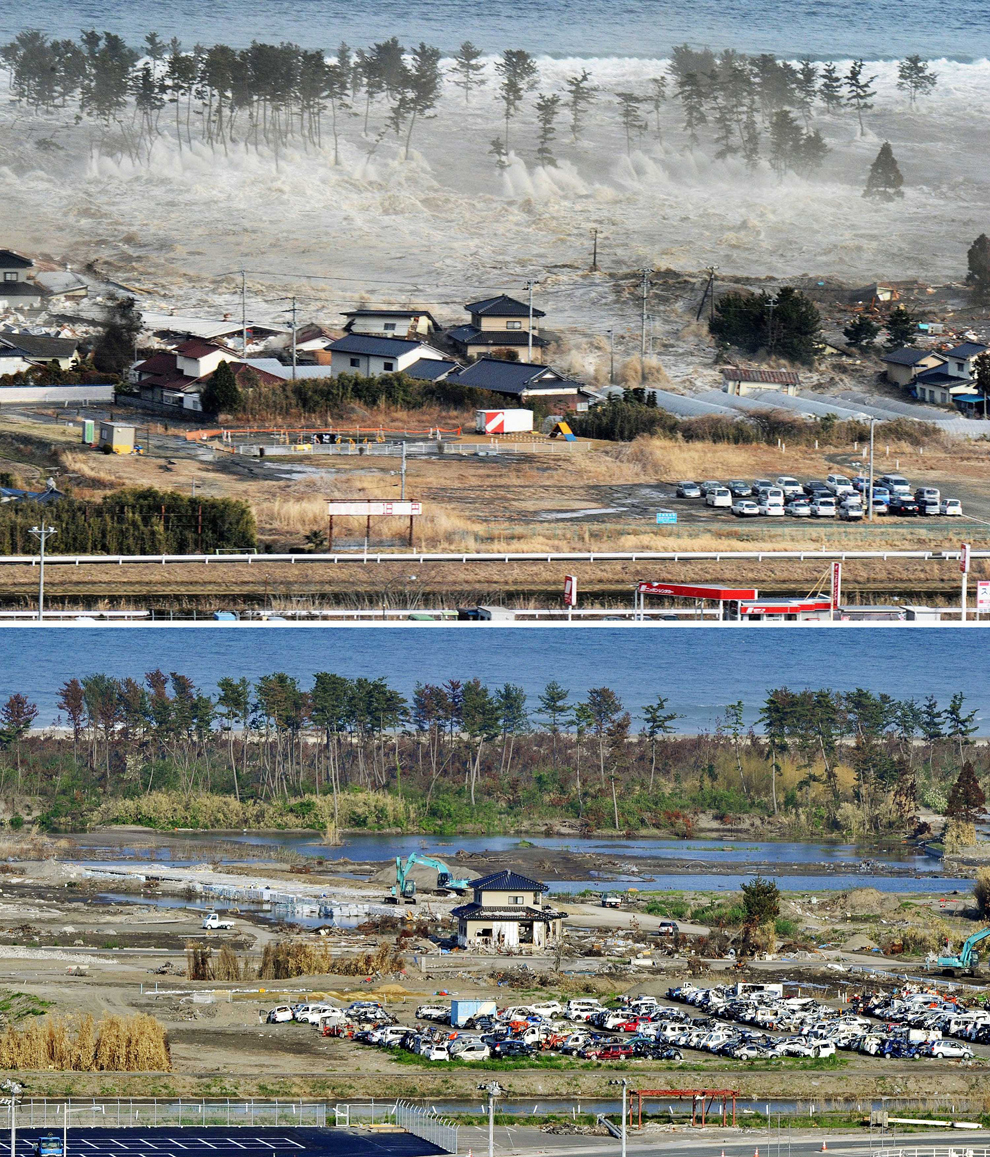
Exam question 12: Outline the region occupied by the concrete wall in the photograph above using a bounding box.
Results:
[0,384,115,405]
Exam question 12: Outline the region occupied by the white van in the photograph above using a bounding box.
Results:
[566,999,604,1021]
[706,487,732,508]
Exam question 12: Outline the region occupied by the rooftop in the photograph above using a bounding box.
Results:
[453,358,581,395]
[471,869,549,893]
[882,347,941,367]
[448,325,549,348]
[946,342,990,360]
[329,333,430,357]
[722,368,801,385]
[176,338,237,360]
[465,294,546,319]
[0,250,34,269]
[342,308,438,322]
[0,331,80,359]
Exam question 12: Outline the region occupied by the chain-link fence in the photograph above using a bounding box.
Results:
[7,1100,458,1153]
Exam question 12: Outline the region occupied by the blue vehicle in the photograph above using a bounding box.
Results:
[34,1135,64,1157]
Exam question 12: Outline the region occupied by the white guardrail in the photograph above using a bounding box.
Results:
[0,548,979,567]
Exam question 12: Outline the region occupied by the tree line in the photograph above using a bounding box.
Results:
[0,488,257,555]
[0,673,983,838]
[0,30,936,176]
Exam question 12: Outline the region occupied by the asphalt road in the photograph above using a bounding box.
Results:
[10,1131,442,1157]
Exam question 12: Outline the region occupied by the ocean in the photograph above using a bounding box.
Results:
[4,0,989,60]
[2,627,986,732]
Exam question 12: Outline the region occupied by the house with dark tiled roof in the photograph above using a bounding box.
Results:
[884,341,990,408]
[881,346,947,388]
[130,340,282,412]
[0,331,83,370]
[0,250,43,310]
[451,357,595,408]
[447,294,549,363]
[450,870,565,951]
[327,334,447,378]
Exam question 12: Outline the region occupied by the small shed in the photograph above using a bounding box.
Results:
[722,368,800,396]
[99,422,135,454]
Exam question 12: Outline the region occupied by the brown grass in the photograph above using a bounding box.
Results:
[258,938,401,980]
[0,1014,170,1071]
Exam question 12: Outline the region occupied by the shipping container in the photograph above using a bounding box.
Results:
[450,999,497,1027]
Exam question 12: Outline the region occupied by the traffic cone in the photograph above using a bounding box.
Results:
[821,1143,828,1152]
[754,1148,759,1156]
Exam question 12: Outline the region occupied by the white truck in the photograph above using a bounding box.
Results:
[201,912,233,930]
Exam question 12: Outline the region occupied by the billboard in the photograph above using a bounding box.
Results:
[326,501,422,516]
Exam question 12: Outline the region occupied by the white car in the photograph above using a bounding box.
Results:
[415,1005,450,1021]
[838,501,863,521]
[928,1041,973,1059]
[450,1039,490,1060]
[826,473,855,496]
[297,1003,343,1025]
[785,499,812,517]
[732,499,760,517]
[266,1006,294,1023]
[529,1000,563,1017]
[810,497,836,517]
[776,476,803,497]
[423,1043,451,1061]
[941,498,962,516]
[706,487,732,507]
[758,499,785,517]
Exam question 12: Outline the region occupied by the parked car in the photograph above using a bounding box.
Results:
[699,480,723,495]
[839,499,863,521]
[785,499,812,517]
[706,487,732,508]
[266,1005,294,1023]
[810,497,837,517]
[890,495,920,516]
[727,479,753,497]
[803,480,830,497]
[732,499,760,518]
[852,475,869,492]
[881,473,912,495]
[758,498,785,517]
[915,488,941,515]
[422,1043,450,1061]
[450,1040,491,1060]
[586,1043,634,1060]
[926,1040,974,1059]
[415,1005,450,1021]
[826,473,855,495]
[941,498,963,516]
[775,476,803,497]
[675,481,702,498]
[488,1040,534,1058]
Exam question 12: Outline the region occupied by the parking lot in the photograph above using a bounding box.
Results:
[11,1130,443,1157]
[270,983,989,1069]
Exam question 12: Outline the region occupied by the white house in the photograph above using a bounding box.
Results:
[722,368,800,395]
[450,870,566,952]
[327,334,445,378]
[341,308,438,338]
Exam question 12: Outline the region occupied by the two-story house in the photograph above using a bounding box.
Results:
[885,341,990,406]
[341,308,438,339]
[131,338,282,412]
[0,249,44,309]
[327,334,447,378]
[450,870,566,951]
[447,295,549,363]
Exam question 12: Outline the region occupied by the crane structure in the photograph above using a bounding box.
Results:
[936,926,990,975]
[388,852,471,902]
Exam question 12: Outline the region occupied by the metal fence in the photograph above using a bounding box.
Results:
[7,1099,458,1153]
[8,1100,330,1129]
[876,1149,990,1157]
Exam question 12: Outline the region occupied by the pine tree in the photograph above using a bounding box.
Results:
[863,142,904,200]
[534,92,560,167]
[843,315,880,348]
[565,69,597,141]
[885,305,917,349]
[93,294,141,375]
[741,101,761,170]
[897,55,937,107]
[947,762,985,821]
[795,59,818,125]
[615,91,647,155]
[818,62,843,112]
[675,71,707,145]
[945,692,979,759]
[648,75,667,137]
[200,360,241,415]
[488,135,509,170]
[494,48,537,147]
[966,234,990,301]
[451,41,485,103]
[844,59,877,134]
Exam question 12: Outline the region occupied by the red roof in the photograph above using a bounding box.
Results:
[638,582,758,600]
[176,338,231,359]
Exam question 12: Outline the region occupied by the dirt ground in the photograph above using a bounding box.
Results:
[1,410,989,605]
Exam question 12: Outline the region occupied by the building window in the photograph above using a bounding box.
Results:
[383,361,394,371]
[349,358,361,368]
[2,273,16,282]
[506,320,522,330]
[510,895,524,905]
[383,322,396,331]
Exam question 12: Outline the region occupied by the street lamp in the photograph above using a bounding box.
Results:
[62,1101,104,1157]
[607,330,615,387]
[478,1081,504,1157]
[1,1078,22,1157]
[607,1078,629,1157]
[29,522,57,622]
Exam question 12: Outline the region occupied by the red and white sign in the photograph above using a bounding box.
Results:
[326,501,422,516]
[960,542,971,574]
[739,599,832,616]
[475,409,534,435]
[563,575,578,606]
[831,560,842,612]
[637,582,758,601]
[977,580,990,613]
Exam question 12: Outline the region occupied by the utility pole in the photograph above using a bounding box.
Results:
[400,440,407,501]
[526,280,538,363]
[867,418,875,520]
[591,228,599,271]
[640,269,649,362]
[608,1079,628,1157]
[28,522,57,622]
[290,297,298,380]
[766,294,777,355]
[607,329,615,387]
[709,265,717,322]
[479,1082,504,1157]
[2,1080,22,1157]
[241,269,247,355]
[961,541,971,623]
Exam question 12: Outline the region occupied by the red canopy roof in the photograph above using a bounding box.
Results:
[637,582,758,600]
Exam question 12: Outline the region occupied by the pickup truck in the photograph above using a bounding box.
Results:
[201,912,234,930]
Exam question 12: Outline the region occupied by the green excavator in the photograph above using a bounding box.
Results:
[386,852,471,903]
[935,926,990,976]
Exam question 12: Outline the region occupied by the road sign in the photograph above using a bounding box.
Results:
[563,575,578,606]
[977,580,990,613]
[327,501,422,516]
[961,541,971,574]
[831,560,842,612]
[656,510,677,524]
